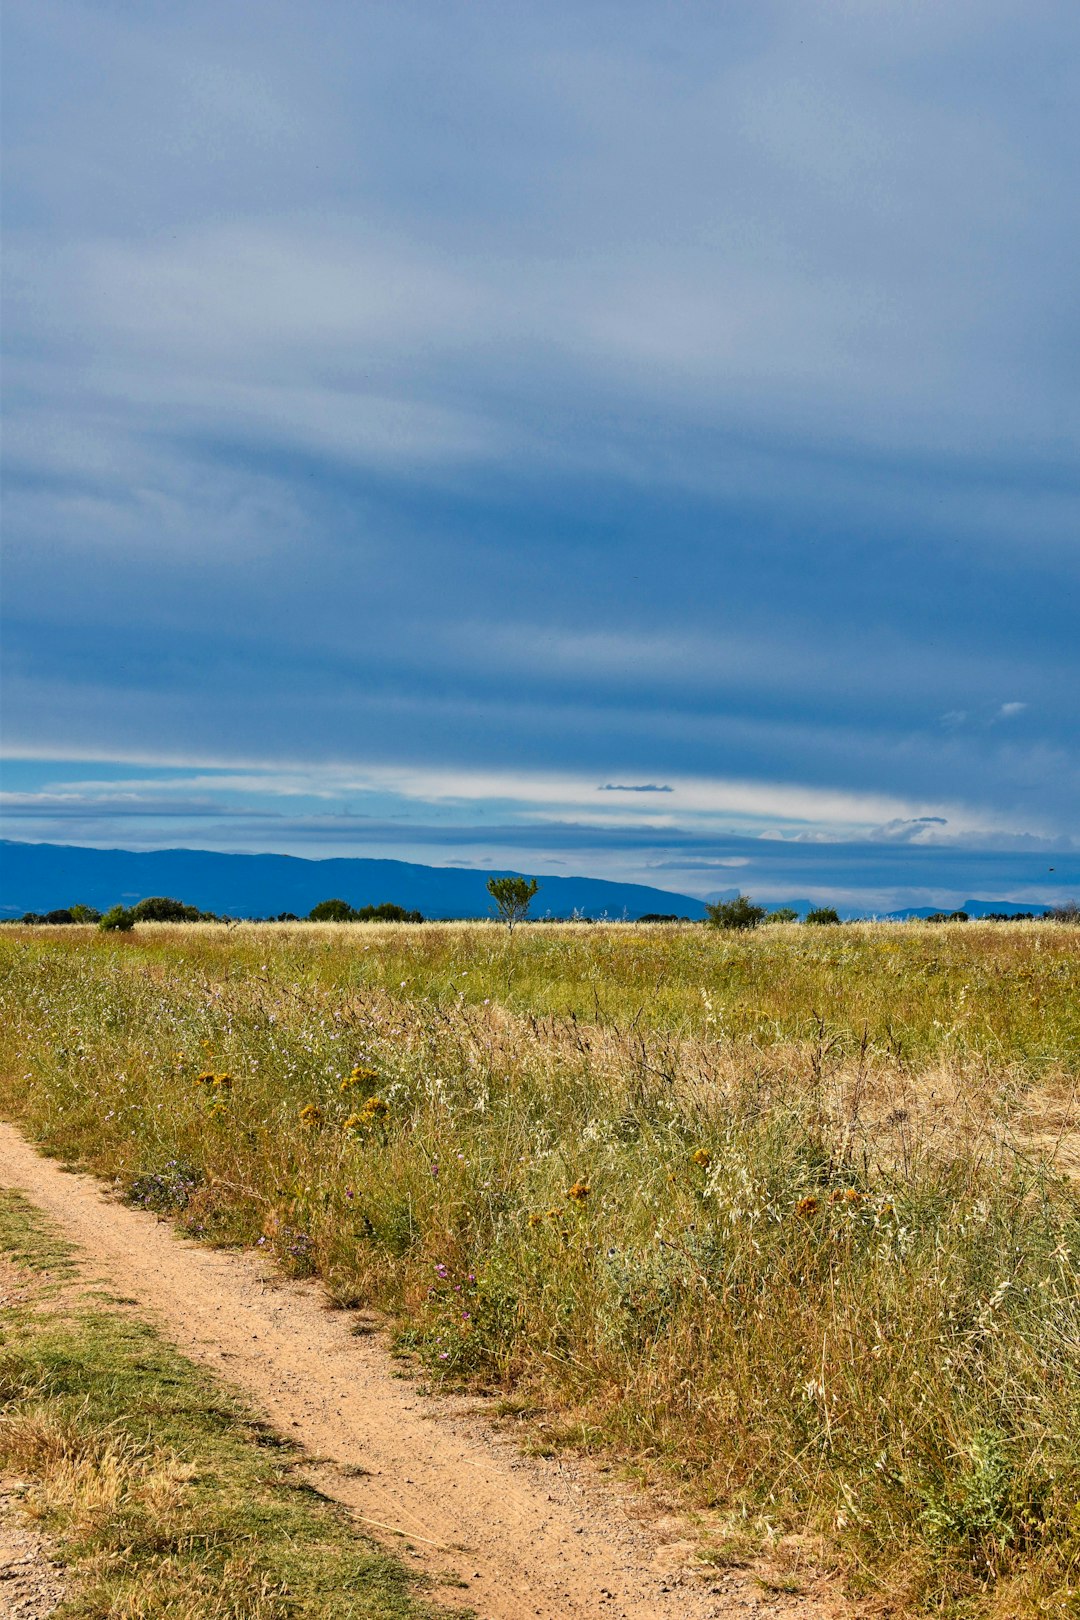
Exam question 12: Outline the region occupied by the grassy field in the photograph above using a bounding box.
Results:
[0,1188,431,1619]
[1,919,1078,1616]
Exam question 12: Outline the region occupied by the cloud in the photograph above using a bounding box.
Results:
[599,783,673,793]
[2,0,1078,908]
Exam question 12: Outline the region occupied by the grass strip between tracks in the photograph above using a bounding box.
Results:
[0,1188,435,1620]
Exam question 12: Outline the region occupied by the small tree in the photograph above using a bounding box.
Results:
[132,896,202,923]
[805,906,841,925]
[309,898,355,922]
[764,907,799,924]
[69,904,102,923]
[705,894,765,930]
[99,905,135,932]
[487,876,539,933]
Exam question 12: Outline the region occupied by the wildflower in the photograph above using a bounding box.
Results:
[194,1071,215,1087]
[829,1187,861,1206]
[212,1073,232,1091]
[298,1103,323,1127]
[528,1212,544,1227]
[340,1064,379,1092]
[208,1100,229,1121]
[795,1196,820,1218]
[567,1180,591,1202]
[343,1114,364,1133]
[691,1147,711,1169]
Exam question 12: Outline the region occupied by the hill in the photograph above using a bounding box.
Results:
[0,840,709,922]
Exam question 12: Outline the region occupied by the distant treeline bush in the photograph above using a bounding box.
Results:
[5,892,1078,928]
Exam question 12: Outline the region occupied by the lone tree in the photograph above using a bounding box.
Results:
[487,875,539,933]
[805,906,841,926]
[704,894,765,931]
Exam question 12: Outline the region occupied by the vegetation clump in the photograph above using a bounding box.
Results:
[98,904,136,932]
[704,893,766,929]
[308,898,423,922]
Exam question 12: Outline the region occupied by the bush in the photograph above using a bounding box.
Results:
[805,907,841,926]
[354,903,424,923]
[926,910,970,923]
[69,904,102,923]
[131,896,204,923]
[1046,900,1080,924]
[98,905,135,933]
[705,894,765,930]
[764,907,799,924]
[308,899,355,922]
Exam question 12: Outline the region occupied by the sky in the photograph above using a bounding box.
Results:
[2,0,1078,913]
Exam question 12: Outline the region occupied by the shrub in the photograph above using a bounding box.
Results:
[705,894,765,930]
[131,896,204,923]
[805,907,841,926]
[1046,900,1080,925]
[309,899,355,922]
[98,905,135,932]
[764,907,799,924]
[926,910,970,923]
[354,903,424,923]
[68,904,102,923]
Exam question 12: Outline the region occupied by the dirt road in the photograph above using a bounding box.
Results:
[0,1123,846,1620]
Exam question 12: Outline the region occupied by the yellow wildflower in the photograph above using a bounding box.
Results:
[691,1147,711,1169]
[340,1064,380,1092]
[795,1196,820,1218]
[298,1103,323,1127]
[527,1212,544,1227]
[567,1180,591,1202]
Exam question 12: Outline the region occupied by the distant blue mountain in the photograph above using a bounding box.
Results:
[0,841,709,922]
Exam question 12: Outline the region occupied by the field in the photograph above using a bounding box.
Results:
[1,919,1078,1616]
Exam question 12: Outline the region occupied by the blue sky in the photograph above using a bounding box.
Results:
[2,0,1078,911]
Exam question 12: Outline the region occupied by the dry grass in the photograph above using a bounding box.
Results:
[1,920,1078,1616]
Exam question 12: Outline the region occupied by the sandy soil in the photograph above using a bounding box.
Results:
[0,1484,65,1620]
[0,1123,853,1620]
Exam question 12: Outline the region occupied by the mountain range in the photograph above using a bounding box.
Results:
[0,840,709,921]
[0,841,1059,923]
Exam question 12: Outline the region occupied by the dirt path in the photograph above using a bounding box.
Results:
[0,1124,848,1620]
[0,1482,65,1620]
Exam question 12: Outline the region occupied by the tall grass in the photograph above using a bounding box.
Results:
[1,922,1077,1615]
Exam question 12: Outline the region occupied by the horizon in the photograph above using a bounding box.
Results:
[3,3,1077,911]
[1,836,1072,922]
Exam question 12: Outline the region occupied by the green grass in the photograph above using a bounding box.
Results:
[1,920,1078,1616]
[0,1189,433,1619]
